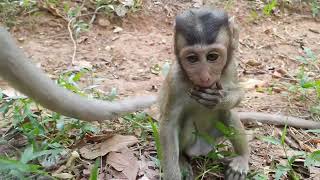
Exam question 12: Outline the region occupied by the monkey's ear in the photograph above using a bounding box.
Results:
[228,16,239,50]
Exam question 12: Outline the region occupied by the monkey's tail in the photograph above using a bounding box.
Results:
[0,27,157,122]
[238,112,320,129]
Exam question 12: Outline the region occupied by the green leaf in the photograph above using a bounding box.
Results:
[263,0,278,16]
[280,125,287,145]
[260,136,281,145]
[72,71,86,82]
[89,158,100,180]
[0,91,3,100]
[296,56,308,64]
[82,123,99,134]
[275,165,290,180]
[301,81,314,88]
[304,47,316,60]
[108,87,118,100]
[305,150,320,167]
[252,172,268,180]
[20,146,63,164]
[214,121,235,137]
[0,157,43,173]
[20,146,34,164]
[150,119,162,160]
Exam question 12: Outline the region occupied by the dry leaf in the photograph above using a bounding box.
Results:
[107,149,139,180]
[80,135,138,159]
[84,131,114,143]
[52,173,74,179]
[113,26,124,33]
[272,71,283,78]
[137,156,159,179]
[98,18,111,27]
[246,59,262,66]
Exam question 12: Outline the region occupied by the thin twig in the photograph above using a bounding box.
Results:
[89,5,108,26]
[67,18,77,65]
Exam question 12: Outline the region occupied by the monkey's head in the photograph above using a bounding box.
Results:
[174,8,238,88]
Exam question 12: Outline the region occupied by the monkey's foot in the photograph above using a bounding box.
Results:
[224,156,248,180]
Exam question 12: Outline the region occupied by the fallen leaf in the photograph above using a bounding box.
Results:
[306,138,320,144]
[80,135,138,160]
[107,148,139,180]
[137,156,159,179]
[246,59,262,66]
[52,173,74,179]
[98,18,111,27]
[84,131,115,143]
[272,71,283,78]
[113,26,123,33]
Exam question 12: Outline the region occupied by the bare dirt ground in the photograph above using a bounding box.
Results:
[1,0,320,179]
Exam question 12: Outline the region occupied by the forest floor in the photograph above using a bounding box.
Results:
[0,0,319,179]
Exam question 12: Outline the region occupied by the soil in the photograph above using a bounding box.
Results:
[0,0,319,179]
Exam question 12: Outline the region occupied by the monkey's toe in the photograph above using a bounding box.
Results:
[224,156,248,180]
[225,168,246,180]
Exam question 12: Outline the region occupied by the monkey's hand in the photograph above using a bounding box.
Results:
[189,87,225,109]
[224,156,249,180]
[190,86,242,109]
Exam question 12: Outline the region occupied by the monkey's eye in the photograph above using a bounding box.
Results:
[186,54,199,63]
[207,53,219,62]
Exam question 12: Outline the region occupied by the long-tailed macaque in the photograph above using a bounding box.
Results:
[0,28,156,122]
[159,8,320,180]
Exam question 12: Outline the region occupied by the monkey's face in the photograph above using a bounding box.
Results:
[179,44,227,88]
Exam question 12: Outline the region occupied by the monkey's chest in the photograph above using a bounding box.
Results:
[187,107,222,133]
[180,108,225,156]
[180,108,224,147]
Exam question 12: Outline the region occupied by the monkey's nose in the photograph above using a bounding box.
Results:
[199,77,212,88]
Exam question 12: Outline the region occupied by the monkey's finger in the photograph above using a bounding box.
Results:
[189,93,217,105]
[239,174,246,180]
[191,96,220,107]
[193,98,219,108]
[197,88,224,97]
[198,88,220,94]
[190,91,221,101]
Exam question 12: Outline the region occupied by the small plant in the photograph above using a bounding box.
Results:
[0,0,37,27]
[0,69,106,178]
[286,47,320,117]
[95,0,142,17]
[259,125,320,179]
[263,0,278,16]
[311,0,320,17]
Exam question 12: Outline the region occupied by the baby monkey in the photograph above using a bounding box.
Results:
[159,8,247,180]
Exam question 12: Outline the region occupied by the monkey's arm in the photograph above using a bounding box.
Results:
[0,27,156,122]
[160,112,182,180]
[224,111,249,179]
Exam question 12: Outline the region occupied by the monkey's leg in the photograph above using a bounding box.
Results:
[180,154,194,180]
[224,111,249,180]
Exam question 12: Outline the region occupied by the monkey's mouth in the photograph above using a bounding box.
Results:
[194,82,215,89]
[195,81,221,89]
